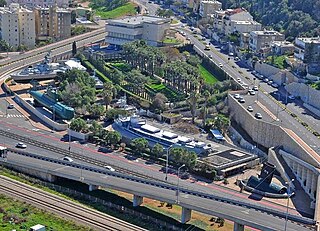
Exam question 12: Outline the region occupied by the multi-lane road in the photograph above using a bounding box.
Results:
[3,148,315,231]
[179,27,320,155]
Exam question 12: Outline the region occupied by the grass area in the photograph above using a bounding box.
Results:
[199,64,219,84]
[266,55,288,69]
[146,80,185,101]
[0,194,88,231]
[170,19,179,24]
[162,37,181,44]
[110,62,132,72]
[94,2,137,19]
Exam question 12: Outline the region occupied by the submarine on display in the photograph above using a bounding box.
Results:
[29,88,75,120]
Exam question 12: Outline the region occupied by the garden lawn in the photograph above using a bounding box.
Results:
[266,55,287,69]
[146,81,185,101]
[0,194,88,231]
[199,64,218,84]
[162,37,181,44]
[94,2,137,19]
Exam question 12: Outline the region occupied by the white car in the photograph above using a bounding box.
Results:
[62,156,73,162]
[104,165,115,172]
[234,94,241,99]
[7,104,15,109]
[219,63,223,67]
[247,106,253,112]
[253,86,259,91]
[271,83,279,88]
[248,89,255,95]
[288,95,295,100]
[16,142,27,149]
[237,78,241,82]
[238,98,245,103]
[255,113,262,119]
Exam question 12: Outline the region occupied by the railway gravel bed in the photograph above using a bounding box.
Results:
[0,175,147,231]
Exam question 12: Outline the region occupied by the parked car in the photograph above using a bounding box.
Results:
[7,104,14,109]
[248,89,255,95]
[247,106,253,112]
[209,54,213,59]
[234,57,240,61]
[271,83,279,88]
[253,86,259,91]
[263,78,269,83]
[268,80,273,85]
[62,156,73,162]
[16,142,27,149]
[237,78,241,82]
[288,95,295,100]
[255,113,262,119]
[219,63,223,67]
[238,98,245,103]
[234,94,241,99]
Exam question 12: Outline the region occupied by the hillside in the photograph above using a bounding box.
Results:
[220,0,320,40]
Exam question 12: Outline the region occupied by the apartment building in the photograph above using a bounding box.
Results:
[0,3,35,48]
[6,0,69,8]
[249,30,285,53]
[34,6,71,41]
[294,37,320,64]
[105,16,170,46]
[212,8,260,36]
[199,0,222,18]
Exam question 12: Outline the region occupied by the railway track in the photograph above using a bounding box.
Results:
[0,128,170,183]
[0,175,147,231]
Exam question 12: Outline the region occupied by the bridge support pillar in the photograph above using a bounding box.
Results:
[88,185,99,191]
[133,195,143,207]
[181,207,192,224]
[234,222,244,231]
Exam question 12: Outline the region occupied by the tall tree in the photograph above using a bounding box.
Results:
[102,82,115,109]
[72,41,77,56]
[202,90,211,127]
[188,91,199,124]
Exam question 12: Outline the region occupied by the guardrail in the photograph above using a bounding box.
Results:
[5,148,316,226]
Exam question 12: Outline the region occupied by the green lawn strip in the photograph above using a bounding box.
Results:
[266,55,287,69]
[162,37,181,44]
[199,64,218,84]
[94,3,137,19]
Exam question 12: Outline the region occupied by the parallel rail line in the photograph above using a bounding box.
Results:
[0,176,146,231]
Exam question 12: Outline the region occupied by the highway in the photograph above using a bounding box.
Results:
[180,27,320,155]
[2,151,314,231]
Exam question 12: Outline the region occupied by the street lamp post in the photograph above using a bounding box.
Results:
[284,179,294,231]
[165,145,174,181]
[176,164,185,204]
[5,92,8,118]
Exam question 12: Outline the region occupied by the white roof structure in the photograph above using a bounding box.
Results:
[178,136,192,143]
[141,124,160,133]
[162,131,178,139]
[64,60,86,71]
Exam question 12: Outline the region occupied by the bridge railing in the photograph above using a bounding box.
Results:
[5,148,316,226]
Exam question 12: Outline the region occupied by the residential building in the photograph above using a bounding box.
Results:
[249,30,285,53]
[224,20,261,36]
[270,41,295,55]
[294,37,320,64]
[0,3,35,48]
[105,16,170,47]
[199,0,222,18]
[34,6,71,41]
[240,32,250,49]
[6,0,69,8]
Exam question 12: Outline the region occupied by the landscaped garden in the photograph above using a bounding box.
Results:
[199,64,219,84]
[89,0,138,19]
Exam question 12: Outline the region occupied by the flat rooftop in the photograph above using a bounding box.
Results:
[107,16,169,25]
[251,30,283,36]
[296,37,320,44]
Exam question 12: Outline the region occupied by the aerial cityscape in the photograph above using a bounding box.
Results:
[0,0,319,230]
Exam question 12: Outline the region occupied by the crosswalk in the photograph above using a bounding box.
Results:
[0,114,24,118]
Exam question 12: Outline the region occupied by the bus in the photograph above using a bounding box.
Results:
[0,146,8,158]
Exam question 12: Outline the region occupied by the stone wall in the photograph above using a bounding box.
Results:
[254,62,281,78]
[228,94,320,168]
[286,82,320,111]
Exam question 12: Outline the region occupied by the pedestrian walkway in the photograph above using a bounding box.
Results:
[0,114,24,118]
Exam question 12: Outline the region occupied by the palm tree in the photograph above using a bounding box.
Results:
[188,91,199,124]
[102,82,114,109]
[214,114,230,134]
[202,90,211,127]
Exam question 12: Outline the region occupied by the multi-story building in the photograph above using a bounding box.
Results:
[249,30,285,53]
[270,41,295,55]
[224,20,261,36]
[6,0,69,8]
[105,16,170,47]
[294,37,320,64]
[34,6,71,41]
[199,0,222,18]
[0,3,35,48]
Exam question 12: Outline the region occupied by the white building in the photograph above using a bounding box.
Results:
[249,30,285,53]
[6,0,69,8]
[64,59,86,71]
[294,37,320,64]
[225,20,261,36]
[199,0,222,18]
[0,3,36,48]
[105,16,170,46]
